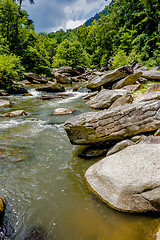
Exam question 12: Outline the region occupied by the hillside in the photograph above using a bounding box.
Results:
[84,5,109,27]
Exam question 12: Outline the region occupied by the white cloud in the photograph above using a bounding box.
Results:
[66,19,87,30]
[22,0,111,33]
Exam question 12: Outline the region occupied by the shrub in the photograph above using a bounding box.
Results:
[0,54,24,89]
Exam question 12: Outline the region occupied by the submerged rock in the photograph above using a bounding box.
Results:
[3,110,27,117]
[40,94,67,100]
[52,108,75,115]
[0,100,10,108]
[85,143,160,212]
[64,100,160,145]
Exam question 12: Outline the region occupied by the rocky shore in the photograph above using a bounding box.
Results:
[0,62,160,238]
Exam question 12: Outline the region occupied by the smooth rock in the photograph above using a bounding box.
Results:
[85,144,160,212]
[88,89,128,109]
[52,108,75,115]
[109,94,133,109]
[36,83,65,92]
[113,72,142,89]
[3,110,27,117]
[87,65,133,90]
[64,100,160,145]
[107,139,135,156]
[0,100,10,108]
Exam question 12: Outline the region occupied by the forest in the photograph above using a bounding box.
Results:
[0,0,159,90]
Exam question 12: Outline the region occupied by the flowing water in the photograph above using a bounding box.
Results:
[0,85,159,240]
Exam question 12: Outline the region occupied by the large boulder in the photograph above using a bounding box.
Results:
[54,72,72,84]
[136,70,160,80]
[36,83,65,92]
[64,100,160,145]
[24,73,48,84]
[87,65,133,90]
[52,66,79,76]
[87,89,128,109]
[0,99,10,108]
[113,72,142,89]
[85,143,160,213]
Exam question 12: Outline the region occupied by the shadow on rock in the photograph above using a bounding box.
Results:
[24,226,49,240]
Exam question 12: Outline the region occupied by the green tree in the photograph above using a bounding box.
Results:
[52,39,90,68]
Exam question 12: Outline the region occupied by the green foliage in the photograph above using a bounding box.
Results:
[52,39,90,68]
[110,50,142,69]
[76,0,160,68]
[0,0,159,91]
[0,54,24,88]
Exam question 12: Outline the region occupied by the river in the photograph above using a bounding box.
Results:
[0,85,159,240]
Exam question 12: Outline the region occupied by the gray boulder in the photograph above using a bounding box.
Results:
[113,72,142,89]
[87,65,133,90]
[54,72,72,84]
[36,83,65,92]
[88,89,128,109]
[85,143,160,212]
[138,70,160,80]
[64,100,160,145]
[24,73,48,84]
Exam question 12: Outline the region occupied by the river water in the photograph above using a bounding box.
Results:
[0,85,159,240]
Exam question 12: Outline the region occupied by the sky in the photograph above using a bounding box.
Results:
[22,0,111,33]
